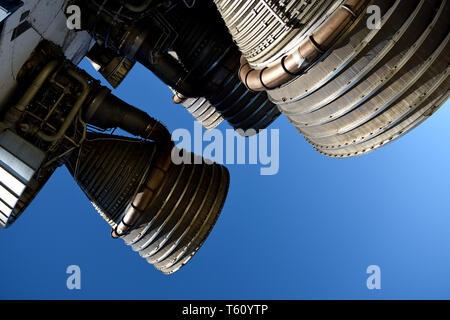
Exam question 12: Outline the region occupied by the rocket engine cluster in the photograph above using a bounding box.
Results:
[0,0,448,273]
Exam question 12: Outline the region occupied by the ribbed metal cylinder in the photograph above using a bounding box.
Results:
[182,97,224,130]
[214,0,337,69]
[206,60,280,134]
[66,133,230,274]
[122,149,230,274]
[167,1,280,133]
[269,0,450,157]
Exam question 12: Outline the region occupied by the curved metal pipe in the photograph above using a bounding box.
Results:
[4,60,60,128]
[172,91,187,104]
[239,0,369,92]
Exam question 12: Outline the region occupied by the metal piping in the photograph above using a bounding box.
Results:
[85,89,172,145]
[268,0,450,158]
[238,0,369,92]
[3,60,60,128]
[36,69,90,142]
[172,91,187,104]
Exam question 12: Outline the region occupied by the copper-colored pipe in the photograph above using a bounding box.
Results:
[112,142,172,239]
[239,0,369,92]
[172,91,187,104]
[111,127,173,239]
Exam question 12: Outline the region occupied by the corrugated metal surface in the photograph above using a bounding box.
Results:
[269,0,449,157]
[0,130,44,227]
[66,133,230,274]
[66,134,157,227]
[207,64,280,134]
[214,0,338,68]
[122,149,230,274]
[167,1,280,132]
[182,97,224,130]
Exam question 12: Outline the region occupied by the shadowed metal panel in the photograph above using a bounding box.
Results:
[0,0,23,23]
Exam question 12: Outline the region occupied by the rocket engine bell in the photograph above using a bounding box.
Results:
[213,0,450,157]
[66,135,229,274]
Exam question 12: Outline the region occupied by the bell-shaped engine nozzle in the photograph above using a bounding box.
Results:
[66,133,229,274]
[66,88,230,274]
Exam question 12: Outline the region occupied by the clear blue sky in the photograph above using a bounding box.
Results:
[1,60,449,300]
